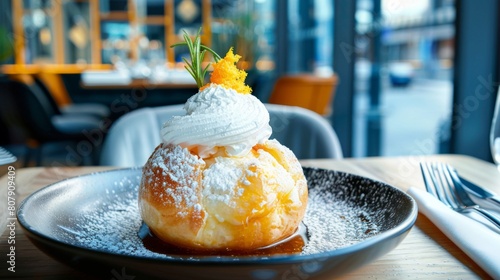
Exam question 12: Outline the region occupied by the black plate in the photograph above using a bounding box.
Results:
[17,167,417,279]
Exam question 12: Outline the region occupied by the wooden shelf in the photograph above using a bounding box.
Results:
[1,64,114,75]
[143,16,166,25]
[4,0,213,74]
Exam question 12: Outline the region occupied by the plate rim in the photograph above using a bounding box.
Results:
[17,167,418,265]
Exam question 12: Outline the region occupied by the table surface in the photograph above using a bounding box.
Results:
[1,154,499,279]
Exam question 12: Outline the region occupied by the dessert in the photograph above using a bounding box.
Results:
[139,31,307,251]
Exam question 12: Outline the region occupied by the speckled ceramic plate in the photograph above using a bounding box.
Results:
[17,167,417,280]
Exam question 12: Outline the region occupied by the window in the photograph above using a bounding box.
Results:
[353,0,456,157]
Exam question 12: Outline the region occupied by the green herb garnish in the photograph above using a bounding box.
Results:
[171,29,222,88]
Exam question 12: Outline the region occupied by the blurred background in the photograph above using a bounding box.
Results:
[0,0,498,167]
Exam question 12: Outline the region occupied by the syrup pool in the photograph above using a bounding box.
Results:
[138,223,308,257]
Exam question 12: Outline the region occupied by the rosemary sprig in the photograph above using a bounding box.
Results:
[171,29,222,88]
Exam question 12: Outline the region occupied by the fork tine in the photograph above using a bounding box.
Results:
[432,162,454,206]
[430,163,449,202]
[420,162,439,197]
[420,162,459,209]
[435,162,459,209]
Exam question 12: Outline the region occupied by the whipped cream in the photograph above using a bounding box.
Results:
[161,84,272,158]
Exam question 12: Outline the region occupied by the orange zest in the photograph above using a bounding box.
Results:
[201,48,252,94]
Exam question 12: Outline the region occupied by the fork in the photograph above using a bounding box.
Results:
[420,162,500,229]
[0,146,17,166]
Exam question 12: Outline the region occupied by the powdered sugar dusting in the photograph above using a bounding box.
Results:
[63,175,166,258]
[52,167,418,260]
[302,190,379,254]
[141,144,204,217]
[202,157,244,207]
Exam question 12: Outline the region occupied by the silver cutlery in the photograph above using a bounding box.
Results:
[420,162,500,229]
[458,175,500,208]
[0,146,17,166]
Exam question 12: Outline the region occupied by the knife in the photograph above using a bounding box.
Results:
[459,176,500,209]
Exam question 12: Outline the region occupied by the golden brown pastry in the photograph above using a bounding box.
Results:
[139,30,307,251]
[139,140,307,250]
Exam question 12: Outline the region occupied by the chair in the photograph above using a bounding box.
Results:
[100,104,343,167]
[33,74,111,119]
[3,77,104,166]
[268,73,338,116]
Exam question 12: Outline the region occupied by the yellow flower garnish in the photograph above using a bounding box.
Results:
[171,28,251,94]
[201,48,252,94]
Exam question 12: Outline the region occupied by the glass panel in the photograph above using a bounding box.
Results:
[353,0,455,157]
[211,0,276,71]
[100,21,131,64]
[140,24,166,65]
[211,1,252,64]
[63,1,91,64]
[253,0,276,73]
[287,0,334,73]
[22,0,55,64]
[146,0,165,16]
[23,0,51,9]
[210,0,276,100]
[100,0,128,13]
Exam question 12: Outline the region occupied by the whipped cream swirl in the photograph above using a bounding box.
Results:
[161,84,272,158]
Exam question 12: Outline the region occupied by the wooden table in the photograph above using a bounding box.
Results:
[1,154,499,279]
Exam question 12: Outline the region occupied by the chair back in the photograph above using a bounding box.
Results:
[100,105,185,167]
[34,74,111,120]
[33,76,64,115]
[35,72,72,106]
[268,74,338,116]
[7,77,61,142]
[100,104,343,167]
[266,104,343,159]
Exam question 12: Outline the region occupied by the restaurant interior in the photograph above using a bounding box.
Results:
[1,0,500,279]
[0,0,497,168]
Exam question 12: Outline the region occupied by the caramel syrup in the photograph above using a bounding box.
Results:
[138,223,308,257]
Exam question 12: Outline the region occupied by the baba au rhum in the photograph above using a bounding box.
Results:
[139,30,308,251]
